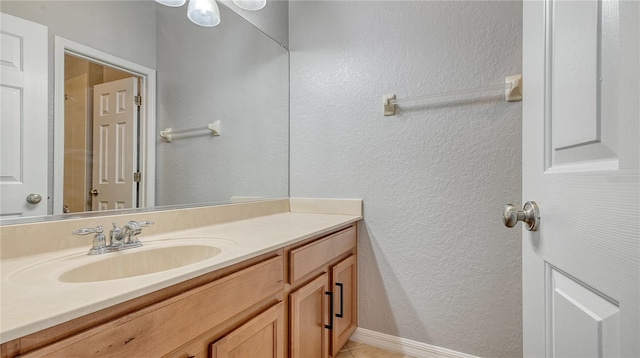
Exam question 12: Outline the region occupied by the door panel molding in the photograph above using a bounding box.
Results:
[545,263,620,358]
[545,0,621,170]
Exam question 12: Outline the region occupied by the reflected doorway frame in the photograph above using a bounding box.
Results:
[53,36,156,215]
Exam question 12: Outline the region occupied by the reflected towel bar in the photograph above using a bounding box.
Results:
[383,74,522,116]
[160,121,221,142]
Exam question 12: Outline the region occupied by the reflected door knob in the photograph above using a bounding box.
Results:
[503,201,540,231]
[26,193,42,204]
[90,189,99,196]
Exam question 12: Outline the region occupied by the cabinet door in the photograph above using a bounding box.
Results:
[210,302,284,358]
[330,255,357,356]
[290,274,330,358]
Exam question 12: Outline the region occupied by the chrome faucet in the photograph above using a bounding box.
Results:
[73,220,154,255]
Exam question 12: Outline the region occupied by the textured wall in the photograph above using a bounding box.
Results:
[155,4,289,206]
[289,1,522,356]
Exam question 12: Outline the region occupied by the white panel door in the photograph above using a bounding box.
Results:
[0,13,48,218]
[91,77,138,211]
[522,1,639,357]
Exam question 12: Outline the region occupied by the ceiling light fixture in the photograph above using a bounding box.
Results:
[156,0,266,28]
[187,0,221,27]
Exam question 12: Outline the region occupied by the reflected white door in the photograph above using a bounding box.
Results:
[91,77,138,211]
[0,13,48,218]
[522,1,639,357]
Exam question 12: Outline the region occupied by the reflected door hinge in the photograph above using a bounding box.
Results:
[133,172,142,182]
[134,95,142,107]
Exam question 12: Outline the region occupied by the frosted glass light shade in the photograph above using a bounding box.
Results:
[188,0,221,27]
[155,0,187,6]
[233,0,266,11]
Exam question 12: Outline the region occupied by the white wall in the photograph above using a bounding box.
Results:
[289,1,522,357]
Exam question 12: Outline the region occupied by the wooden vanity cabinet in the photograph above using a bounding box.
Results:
[287,225,358,358]
[1,223,358,358]
[9,253,284,358]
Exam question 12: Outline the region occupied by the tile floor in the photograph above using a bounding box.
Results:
[337,340,415,358]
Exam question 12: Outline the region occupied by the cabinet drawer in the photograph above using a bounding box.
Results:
[289,226,356,284]
[24,256,284,357]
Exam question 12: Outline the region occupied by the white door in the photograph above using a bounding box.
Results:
[522,1,639,357]
[0,13,48,218]
[91,77,138,211]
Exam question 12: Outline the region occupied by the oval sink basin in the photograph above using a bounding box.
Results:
[59,245,221,283]
[9,237,237,285]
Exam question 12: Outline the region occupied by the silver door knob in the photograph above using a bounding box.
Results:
[503,201,540,231]
[90,189,99,196]
[26,193,42,204]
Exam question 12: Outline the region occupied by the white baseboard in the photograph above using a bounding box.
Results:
[349,328,479,358]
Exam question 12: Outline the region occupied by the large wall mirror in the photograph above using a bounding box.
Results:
[0,1,289,224]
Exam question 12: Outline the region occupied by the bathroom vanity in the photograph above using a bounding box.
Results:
[0,199,361,358]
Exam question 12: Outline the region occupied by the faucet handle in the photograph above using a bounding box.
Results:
[72,226,107,255]
[123,220,154,230]
[138,220,154,227]
[72,226,104,236]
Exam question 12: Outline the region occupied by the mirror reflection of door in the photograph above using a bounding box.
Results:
[0,13,48,219]
[63,55,141,213]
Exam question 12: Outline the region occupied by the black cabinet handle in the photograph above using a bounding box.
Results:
[325,291,334,330]
[336,283,344,318]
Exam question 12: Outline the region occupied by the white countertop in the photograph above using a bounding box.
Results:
[0,211,361,343]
